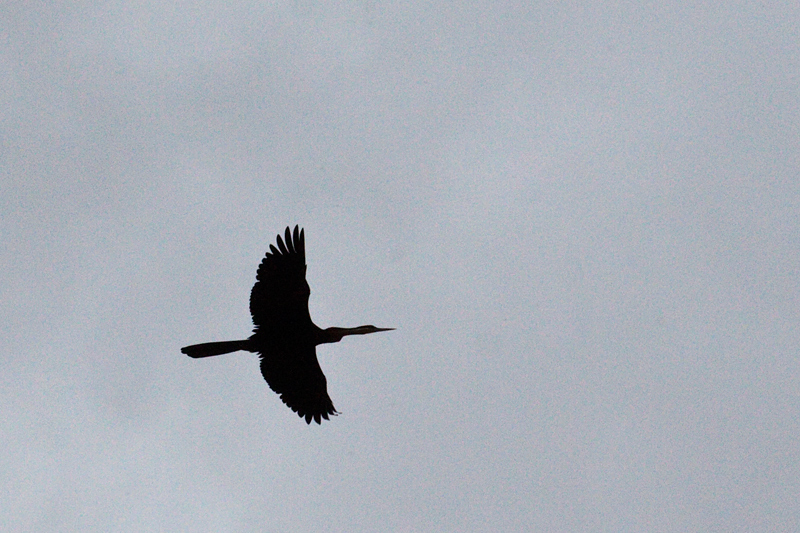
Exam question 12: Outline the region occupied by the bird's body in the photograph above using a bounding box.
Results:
[182,226,393,424]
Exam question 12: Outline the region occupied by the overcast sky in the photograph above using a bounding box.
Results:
[2,1,799,531]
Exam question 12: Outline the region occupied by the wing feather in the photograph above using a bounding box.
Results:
[259,343,337,425]
[250,225,310,329]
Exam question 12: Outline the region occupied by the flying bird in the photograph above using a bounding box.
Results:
[181,225,394,424]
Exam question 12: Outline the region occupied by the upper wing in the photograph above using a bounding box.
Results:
[259,343,338,424]
[249,226,310,331]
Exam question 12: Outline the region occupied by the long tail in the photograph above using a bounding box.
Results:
[181,340,251,359]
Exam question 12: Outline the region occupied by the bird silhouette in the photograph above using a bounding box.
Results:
[182,226,394,424]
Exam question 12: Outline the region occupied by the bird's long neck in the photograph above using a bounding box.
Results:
[316,326,394,345]
[317,327,359,344]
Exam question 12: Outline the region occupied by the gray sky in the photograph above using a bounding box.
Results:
[2,1,799,531]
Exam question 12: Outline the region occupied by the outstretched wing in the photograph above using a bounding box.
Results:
[249,226,337,424]
[249,225,310,331]
[259,343,338,425]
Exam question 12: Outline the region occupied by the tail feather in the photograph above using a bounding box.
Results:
[181,340,250,359]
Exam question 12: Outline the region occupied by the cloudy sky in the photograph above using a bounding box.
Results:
[2,1,799,531]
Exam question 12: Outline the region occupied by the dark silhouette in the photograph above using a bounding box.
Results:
[182,226,394,424]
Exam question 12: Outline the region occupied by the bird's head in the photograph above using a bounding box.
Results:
[321,325,395,344]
